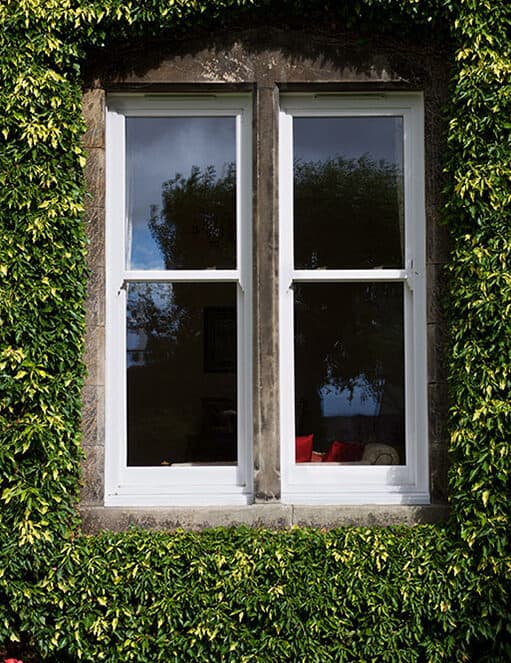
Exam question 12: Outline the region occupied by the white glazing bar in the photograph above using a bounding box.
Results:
[291,269,407,283]
[122,269,241,283]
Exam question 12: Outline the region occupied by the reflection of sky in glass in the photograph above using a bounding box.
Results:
[294,116,403,167]
[320,378,382,417]
[126,117,236,269]
[293,116,404,269]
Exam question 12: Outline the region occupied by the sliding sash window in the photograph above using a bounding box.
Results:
[279,94,428,504]
[105,95,252,505]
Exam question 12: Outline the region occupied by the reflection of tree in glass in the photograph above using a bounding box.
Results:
[141,159,403,406]
[127,165,238,464]
[295,282,404,447]
[129,163,236,367]
[294,155,403,269]
[295,282,403,389]
[127,283,184,363]
[149,163,236,270]
[293,155,404,444]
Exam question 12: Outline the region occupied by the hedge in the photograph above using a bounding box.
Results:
[0,0,510,660]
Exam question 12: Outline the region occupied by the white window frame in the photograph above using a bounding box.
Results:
[279,93,429,505]
[105,94,253,506]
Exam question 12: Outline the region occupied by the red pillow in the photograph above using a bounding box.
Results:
[323,440,364,463]
[295,434,313,462]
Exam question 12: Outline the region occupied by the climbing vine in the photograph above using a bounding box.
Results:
[0,0,510,660]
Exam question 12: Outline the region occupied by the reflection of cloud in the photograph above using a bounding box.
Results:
[126,117,235,269]
[294,116,403,168]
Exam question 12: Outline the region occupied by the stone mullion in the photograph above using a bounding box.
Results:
[252,83,281,501]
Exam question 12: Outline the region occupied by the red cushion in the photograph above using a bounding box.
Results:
[322,440,364,463]
[295,434,313,462]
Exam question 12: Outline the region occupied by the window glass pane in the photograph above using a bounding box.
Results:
[127,282,237,466]
[293,117,404,269]
[126,117,236,270]
[294,283,405,464]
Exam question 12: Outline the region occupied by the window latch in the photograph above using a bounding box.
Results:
[117,280,127,296]
[405,259,421,292]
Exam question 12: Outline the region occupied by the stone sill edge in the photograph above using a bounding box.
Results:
[80,504,450,533]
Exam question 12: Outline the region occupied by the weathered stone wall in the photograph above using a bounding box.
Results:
[81,25,451,530]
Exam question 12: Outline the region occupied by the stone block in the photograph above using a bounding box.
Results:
[428,382,449,445]
[80,444,104,505]
[80,504,293,533]
[84,147,105,208]
[81,384,105,447]
[82,88,105,148]
[84,203,105,272]
[83,323,105,388]
[427,263,447,324]
[429,443,450,503]
[85,266,105,329]
[292,504,450,528]
[428,323,447,384]
[79,502,450,533]
[252,84,280,500]
[427,215,451,265]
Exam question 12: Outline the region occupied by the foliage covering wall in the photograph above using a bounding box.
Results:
[0,0,510,660]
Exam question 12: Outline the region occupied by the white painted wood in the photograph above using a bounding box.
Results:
[105,91,428,508]
[278,108,296,498]
[121,270,241,283]
[291,269,407,283]
[105,107,127,499]
[108,94,251,115]
[105,94,253,505]
[237,102,254,491]
[279,93,429,505]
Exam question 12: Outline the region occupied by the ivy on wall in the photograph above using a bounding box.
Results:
[0,0,510,660]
